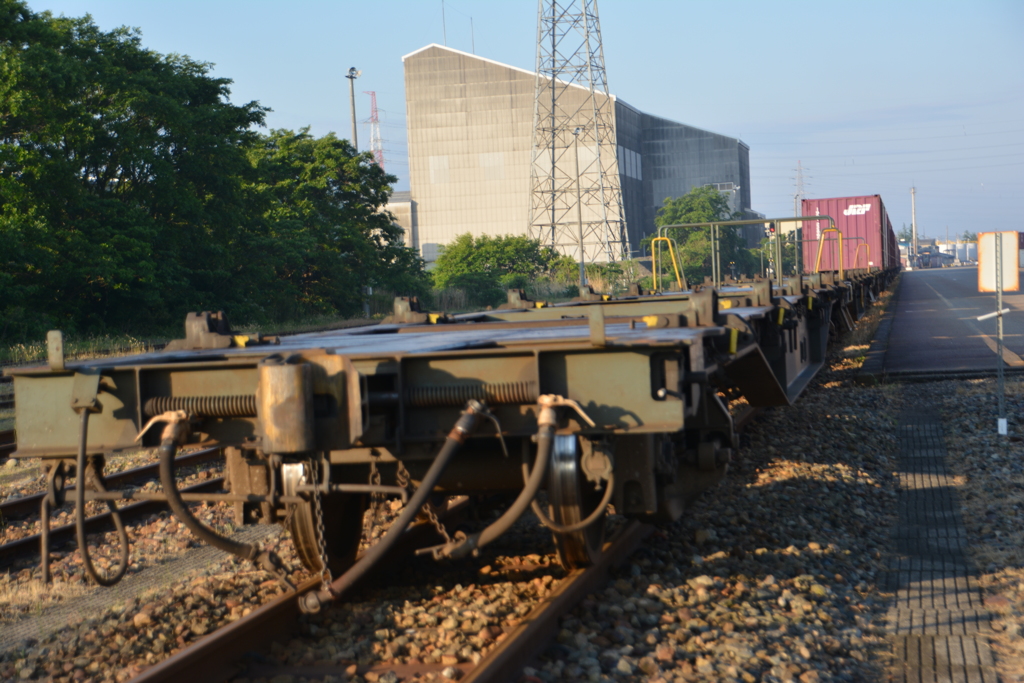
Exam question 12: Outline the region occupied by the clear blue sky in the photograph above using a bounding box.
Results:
[32,0,1024,241]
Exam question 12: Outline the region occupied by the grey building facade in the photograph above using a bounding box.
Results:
[396,44,753,264]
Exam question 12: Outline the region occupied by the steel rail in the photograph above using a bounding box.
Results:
[0,447,222,519]
[459,520,653,683]
[162,520,653,683]
[0,478,225,568]
[130,498,473,683]
[125,412,758,682]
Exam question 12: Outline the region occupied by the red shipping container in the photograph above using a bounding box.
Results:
[801,195,898,272]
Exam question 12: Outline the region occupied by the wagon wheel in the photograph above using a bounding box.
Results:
[548,435,606,570]
[283,463,366,576]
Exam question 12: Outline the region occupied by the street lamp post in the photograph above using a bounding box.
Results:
[346,67,360,149]
[573,127,586,290]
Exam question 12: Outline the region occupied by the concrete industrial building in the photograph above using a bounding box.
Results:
[395,44,753,264]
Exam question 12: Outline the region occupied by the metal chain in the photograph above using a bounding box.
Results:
[423,500,452,545]
[308,456,332,591]
[362,458,385,544]
[395,458,451,544]
[395,460,411,489]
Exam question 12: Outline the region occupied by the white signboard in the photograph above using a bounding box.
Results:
[978,231,1020,292]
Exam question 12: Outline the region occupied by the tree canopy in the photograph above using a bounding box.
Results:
[431,233,565,307]
[651,186,755,284]
[0,2,425,342]
[238,129,425,321]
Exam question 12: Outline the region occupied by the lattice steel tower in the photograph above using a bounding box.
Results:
[364,91,385,170]
[528,0,628,263]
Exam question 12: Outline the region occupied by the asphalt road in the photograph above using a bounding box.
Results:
[886,266,1024,373]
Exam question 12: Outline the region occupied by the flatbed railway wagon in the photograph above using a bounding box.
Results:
[802,195,900,273]
[9,269,894,611]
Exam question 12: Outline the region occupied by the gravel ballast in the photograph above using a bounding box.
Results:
[13,283,1023,682]
[1,350,909,683]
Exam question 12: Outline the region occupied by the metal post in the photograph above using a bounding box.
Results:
[997,235,1007,434]
[712,224,720,288]
[794,228,802,276]
[776,224,783,282]
[911,186,917,266]
[574,128,585,290]
[346,67,360,150]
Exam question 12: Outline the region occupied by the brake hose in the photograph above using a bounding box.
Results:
[74,410,130,586]
[298,399,487,613]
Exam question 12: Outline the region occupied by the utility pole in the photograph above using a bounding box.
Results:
[794,160,807,275]
[346,67,360,150]
[793,160,806,216]
[911,186,917,266]
[573,127,586,289]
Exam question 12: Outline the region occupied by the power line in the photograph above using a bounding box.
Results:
[751,160,1024,179]
[755,151,1024,170]
[755,141,1024,161]
[749,128,1024,145]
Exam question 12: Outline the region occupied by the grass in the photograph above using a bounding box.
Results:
[0,334,161,367]
[0,577,93,624]
[832,275,900,369]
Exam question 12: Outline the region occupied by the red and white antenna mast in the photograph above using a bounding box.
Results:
[363,91,385,170]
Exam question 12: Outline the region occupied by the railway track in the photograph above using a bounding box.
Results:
[0,478,226,569]
[0,448,223,569]
[132,519,653,683]
[0,340,904,682]
[0,447,221,519]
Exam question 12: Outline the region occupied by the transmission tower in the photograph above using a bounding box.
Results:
[528,0,628,264]
[363,91,385,170]
[793,160,808,215]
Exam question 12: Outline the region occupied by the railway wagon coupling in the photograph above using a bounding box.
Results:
[8,267,895,612]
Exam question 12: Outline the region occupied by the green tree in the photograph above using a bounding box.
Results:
[239,128,426,322]
[897,223,914,241]
[0,2,265,339]
[961,231,977,242]
[0,3,427,342]
[648,186,754,284]
[431,234,561,306]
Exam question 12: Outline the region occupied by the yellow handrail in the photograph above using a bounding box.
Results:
[651,236,686,292]
[853,243,870,269]
[813,228,845,280]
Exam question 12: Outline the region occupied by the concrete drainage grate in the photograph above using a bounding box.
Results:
[886,409,998,681]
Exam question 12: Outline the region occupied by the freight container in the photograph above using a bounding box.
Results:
[801,195,900,273]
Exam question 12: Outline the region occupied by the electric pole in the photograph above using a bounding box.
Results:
[911,186,917,266]
[346,67,360,150]
[793,160,808,275]
[793,160,806,216]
